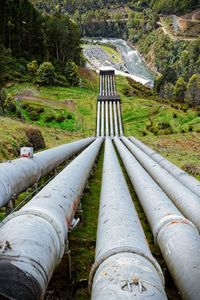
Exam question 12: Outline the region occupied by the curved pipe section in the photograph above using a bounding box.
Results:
[114,137,200,300]
[122,137,200,231]
[0,138,103,300]
[90,138,166,300]
[0,137,95,208]
[129,136,200,197]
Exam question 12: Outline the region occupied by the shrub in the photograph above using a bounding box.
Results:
[25,127,46,150]
[65,61,79,86]
[37,62,56,86]
[27,60,38,74]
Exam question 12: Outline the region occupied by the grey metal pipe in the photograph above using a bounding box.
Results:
[122,137,200,231]
[113,101,119,136]
[129,136,200,198]
[90,138,166,300]
[110,75,113,96]
[109,101,114,137]
[99,75,102,95]
[112,75,116,95]
[101,101,104,137]
[114,137,200,300]
[107,75,109,96]
[0,138,103,300]
[117,101,123,136]
[96,101,101,137]
[102,75,105,96]
[105,101,109,136]
[107,75,110,96]
[0,137,95,208]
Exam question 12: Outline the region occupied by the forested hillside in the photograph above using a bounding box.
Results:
[0,0,81,96]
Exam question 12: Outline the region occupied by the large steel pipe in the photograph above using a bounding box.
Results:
[101,101,104,137]
[0,138,103,300]
[107,75,110,96]
[122,137,200,231]
[117,101,123,136]
[109,75,113,96]
[0,137,95,208]
[99,75,102,95]
[114,137,200,300]
[113,101,119,136]
[96,101,101,137]
[102,75,105,96]
[109,102,114,137]
[112,75,116,95]
[105,101,109,137]
[129,136,200,198]
[90,138,166,300]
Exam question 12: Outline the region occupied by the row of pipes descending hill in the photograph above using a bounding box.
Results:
[0,69,200,300]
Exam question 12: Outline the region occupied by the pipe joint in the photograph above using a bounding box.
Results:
[1,209,66,261]
[154,214,197,245]
[89,246,164,292]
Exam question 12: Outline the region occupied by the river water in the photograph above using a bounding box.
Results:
[86,38,155,86]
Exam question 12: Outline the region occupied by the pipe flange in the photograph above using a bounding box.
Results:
[89,246,164,292]
[0,209,66,262]
[154,214,197,245]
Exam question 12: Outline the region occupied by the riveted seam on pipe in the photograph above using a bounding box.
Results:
[89,246,165,292]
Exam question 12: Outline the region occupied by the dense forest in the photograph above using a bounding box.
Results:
[0,0,81,99]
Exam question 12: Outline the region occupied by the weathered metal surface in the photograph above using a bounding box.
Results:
[0,137,95,208]
[122,136,200,231]
[129,136,200,197]
[0,138,103,299]
[114,137,200,300]
[90,138,166,300]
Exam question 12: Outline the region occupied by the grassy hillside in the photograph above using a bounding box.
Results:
[1,68,200,174]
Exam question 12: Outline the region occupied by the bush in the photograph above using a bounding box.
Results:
[25,127,46,150]
[37,62,56,86]
[56,74,68,86]
[65,61,79,86]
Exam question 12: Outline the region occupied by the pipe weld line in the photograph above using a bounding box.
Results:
[0,209,66,261]
[89,246,165,292]
[154,215,197,245]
